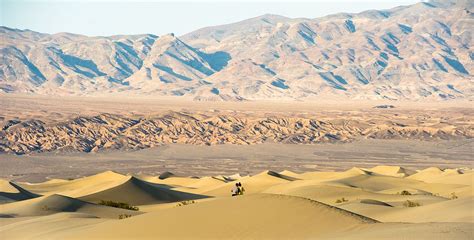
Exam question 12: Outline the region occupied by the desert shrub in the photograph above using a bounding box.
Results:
[118,214,132,219]
[41,205,50,211]
[176,200,196,207]
[99,200,139,211]
[400,190,411,195]
[450,192,458,199]
[335,198,348,203]
[403,200,421,207]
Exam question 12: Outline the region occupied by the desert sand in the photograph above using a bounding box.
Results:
[1,96,473,239]
[1,166,473,239]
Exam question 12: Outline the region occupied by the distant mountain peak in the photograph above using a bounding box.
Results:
[1,1,473,101]
[255,14,290,22]
[429,0,474,9]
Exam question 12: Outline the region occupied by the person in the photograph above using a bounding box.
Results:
[237,182,245,195]
[231,183,239,196]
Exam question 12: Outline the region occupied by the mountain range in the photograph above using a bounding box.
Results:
[1,0,473,100]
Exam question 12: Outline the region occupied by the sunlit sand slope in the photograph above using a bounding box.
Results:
[1,166,473,239]
[57,194,377,240]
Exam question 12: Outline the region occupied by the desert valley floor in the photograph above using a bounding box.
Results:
[0,95,473,239]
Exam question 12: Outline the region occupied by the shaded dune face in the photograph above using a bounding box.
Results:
[359,199,394,207]
[79,176,209,205]
[0,194,143,219]
[265,170,301,181]
[15,171,131,198]
[11,171,210,206]
[0,180,40,203]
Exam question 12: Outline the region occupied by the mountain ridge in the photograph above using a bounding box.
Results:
[1,0,472,100]
[2,110,472,155]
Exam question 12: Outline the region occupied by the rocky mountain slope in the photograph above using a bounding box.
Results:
[1,110,473,155]
[1,0,473,100]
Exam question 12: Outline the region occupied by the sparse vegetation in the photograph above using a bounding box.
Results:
[99,200,139,211]
[41,205,50,211]
[403,200,421,207]
[400,190,412,195]
[450,192,458,199]
[176,200,196,207]
[118,214,132,219]
[335,198,348,203]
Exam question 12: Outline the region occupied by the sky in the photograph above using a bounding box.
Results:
[1,0,423,36]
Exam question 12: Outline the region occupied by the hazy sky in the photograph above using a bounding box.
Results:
[1,0,422,36]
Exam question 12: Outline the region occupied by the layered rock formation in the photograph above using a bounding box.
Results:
[1,111,472,155]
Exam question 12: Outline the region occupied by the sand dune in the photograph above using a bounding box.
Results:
[265,181,447,210]
[372,196,474,223]
[325,173,425,192]
[0,194,142,218]
[0,179,22,193]
[421,171,473,185]
[180,176,227,189]
[79,176,208,205]
[201,170,294,197]
[148,175,201,187]
[1,166,473,239]
[328,222,473,240]
[40,179,69,184]
[369,166,416,177]
[0,213,107,240]
[17,171,129,198]
[358,199,394,207]
[322,171,471,200]
[54,194,378,240]
[408,167,466,182]
[278,170,301,178]
[0,180,39,203]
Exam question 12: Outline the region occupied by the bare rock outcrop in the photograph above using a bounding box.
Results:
[1,111,472,155]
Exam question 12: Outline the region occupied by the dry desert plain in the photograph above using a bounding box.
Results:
[0,95,473,239]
